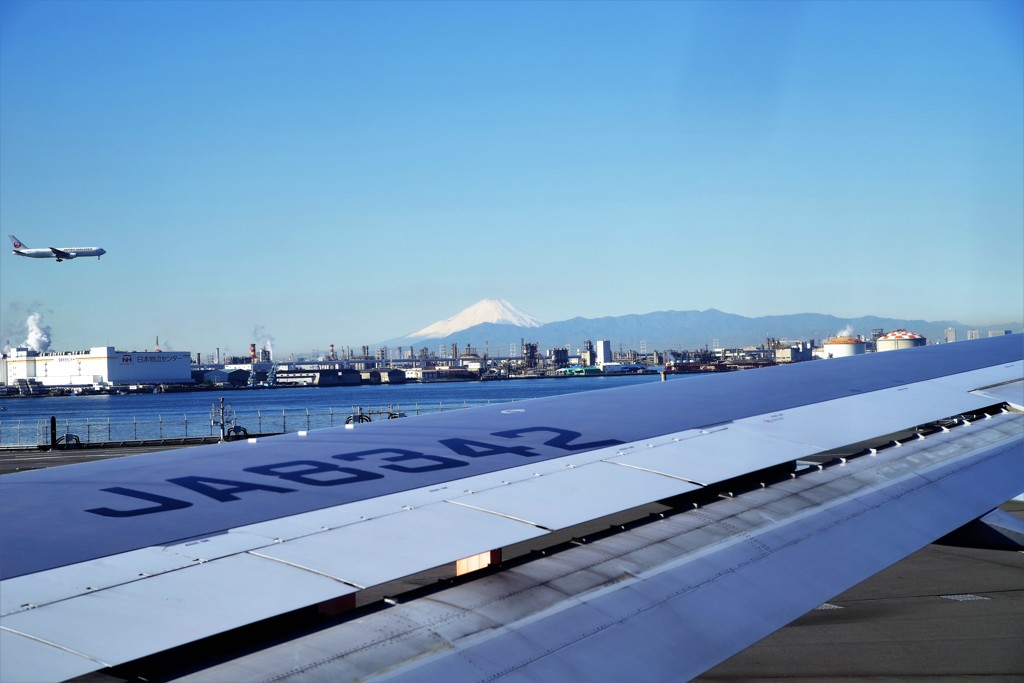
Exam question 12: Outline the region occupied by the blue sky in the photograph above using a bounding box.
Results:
[2,0,1021,357]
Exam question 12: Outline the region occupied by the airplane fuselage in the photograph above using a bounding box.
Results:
[11,246,106,261]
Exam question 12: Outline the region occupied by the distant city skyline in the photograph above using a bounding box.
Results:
[3,300,1020,361]
[2,1,1021,356]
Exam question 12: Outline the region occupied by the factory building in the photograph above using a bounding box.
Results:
[774,342,813,363]
[596,340,613,366]
[359,369,407,384]
[275,369,360,387]
[4,346,193,387]
[193,369,250,386]
[548,348,570,368]
[876,330,927,352]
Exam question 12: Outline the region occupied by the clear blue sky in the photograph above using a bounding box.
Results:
[2,0,1021,357]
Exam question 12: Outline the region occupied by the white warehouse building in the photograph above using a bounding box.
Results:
[5,346,193,387]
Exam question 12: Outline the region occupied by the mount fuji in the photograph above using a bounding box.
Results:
[405,299,542,340]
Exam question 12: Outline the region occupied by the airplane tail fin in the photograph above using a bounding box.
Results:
[9,235,27,249]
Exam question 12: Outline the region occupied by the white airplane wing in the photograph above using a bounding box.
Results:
[1,335,1022,682]
[48,247,74,260]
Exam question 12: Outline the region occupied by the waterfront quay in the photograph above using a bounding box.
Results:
[0,374,683,449]
[2,336,795,399]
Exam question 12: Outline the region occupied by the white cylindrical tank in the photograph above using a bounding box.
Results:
[823,337,865,358]
[876,330,927,352]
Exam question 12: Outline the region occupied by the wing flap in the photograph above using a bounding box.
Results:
[971,377,1024,410]
[252,501,546,588]
[605,372,1000,486]
[0,547,194,616]
[0,629,105,683]
[935,360,1024,393]
[448,460,699,529]
[609,427,800,485]
[0,553,353,676]
[726,378,997,449]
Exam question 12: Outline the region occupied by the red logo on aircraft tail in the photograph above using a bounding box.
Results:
[13,241,22,248]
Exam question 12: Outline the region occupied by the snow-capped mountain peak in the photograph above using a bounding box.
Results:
[406,299,542,339]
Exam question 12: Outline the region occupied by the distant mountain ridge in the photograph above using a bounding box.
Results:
[380,303,1022,354]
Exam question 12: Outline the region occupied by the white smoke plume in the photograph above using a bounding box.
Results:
[835,324,855,339]
[253,325,275,360]
[23,312,52,352]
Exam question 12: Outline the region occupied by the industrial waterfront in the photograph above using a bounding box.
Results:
[1,330,944,397]
[4,298,1017,399]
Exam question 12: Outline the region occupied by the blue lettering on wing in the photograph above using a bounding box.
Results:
[167,476,295,502]
[490,426,624,451]
[85,487,193,517]
[83,426,624,517]
[245,460,384,486]
[333,448,469,474]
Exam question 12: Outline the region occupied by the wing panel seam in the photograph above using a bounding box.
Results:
[444,500,553,531]
[246,551,367,590]
[0,625,113,668]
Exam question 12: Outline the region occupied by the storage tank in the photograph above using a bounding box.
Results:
[876,330,927,352]
[823,336,865,358]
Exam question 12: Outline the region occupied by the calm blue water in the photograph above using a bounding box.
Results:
[0,375,687,445]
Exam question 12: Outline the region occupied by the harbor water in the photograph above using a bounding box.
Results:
[0,374,692,447]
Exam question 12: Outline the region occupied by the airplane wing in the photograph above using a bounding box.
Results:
[48,247,74,259]
[1,335,1022,682]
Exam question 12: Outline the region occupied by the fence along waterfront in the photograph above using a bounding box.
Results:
[0,400,519,447]
[0,375,674,448]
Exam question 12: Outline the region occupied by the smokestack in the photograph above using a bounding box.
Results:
[250,343,256,364]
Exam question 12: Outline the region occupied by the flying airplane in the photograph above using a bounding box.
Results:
[0,335,1022,682]
[9,234,106,261]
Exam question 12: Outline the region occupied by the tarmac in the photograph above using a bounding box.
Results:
[3,446,1022,680]
[700,503,1024,680]
[0,444,200,475]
